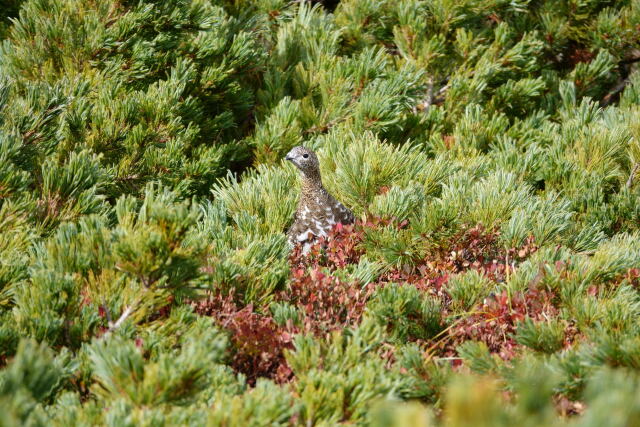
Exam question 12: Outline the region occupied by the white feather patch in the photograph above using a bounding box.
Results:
[302,241,313,254]
[297,229,313,242]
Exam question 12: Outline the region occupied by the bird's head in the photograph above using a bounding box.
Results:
[285,146,320,176]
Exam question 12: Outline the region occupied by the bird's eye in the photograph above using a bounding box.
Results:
[303,153,309,159]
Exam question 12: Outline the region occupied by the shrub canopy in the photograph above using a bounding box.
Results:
[2,0,640,425]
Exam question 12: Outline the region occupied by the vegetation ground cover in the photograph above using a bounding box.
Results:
[1,0,640,425]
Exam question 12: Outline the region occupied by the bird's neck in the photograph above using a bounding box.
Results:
[300,170,323,195]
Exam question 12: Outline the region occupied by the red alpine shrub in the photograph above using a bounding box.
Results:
[192,219,542,383]
[286,221,375,335]
[426,225,537,281]
[448,288,559,360]
[192,292,293,384]
[283,267,372,336]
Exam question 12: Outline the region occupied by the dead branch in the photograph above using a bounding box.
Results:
[626,163,639,189]
[103,305,134,338]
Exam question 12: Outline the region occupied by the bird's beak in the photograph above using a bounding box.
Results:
[285,155,294,161]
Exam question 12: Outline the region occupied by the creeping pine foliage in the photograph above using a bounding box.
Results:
[3,0,640,425]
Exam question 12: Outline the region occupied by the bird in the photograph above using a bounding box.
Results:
[285,146,355,253]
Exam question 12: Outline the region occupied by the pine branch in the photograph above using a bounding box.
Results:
[101,299,112,325]
[103,305,134,338]
[626,163,639,189]
[413,78,434,113]
[601,78,630,106]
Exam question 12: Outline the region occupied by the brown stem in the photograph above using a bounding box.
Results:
[103,305,135,338]
[626,163,639,189]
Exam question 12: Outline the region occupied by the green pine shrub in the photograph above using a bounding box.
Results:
[446,269,493,311]
[367,283,443,342]
[515,317,566,354]
[2,0,640,424]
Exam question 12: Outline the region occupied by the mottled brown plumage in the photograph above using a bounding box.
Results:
[285,146,355,253]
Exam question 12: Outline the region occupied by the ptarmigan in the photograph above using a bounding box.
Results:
[285,146,355,253]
